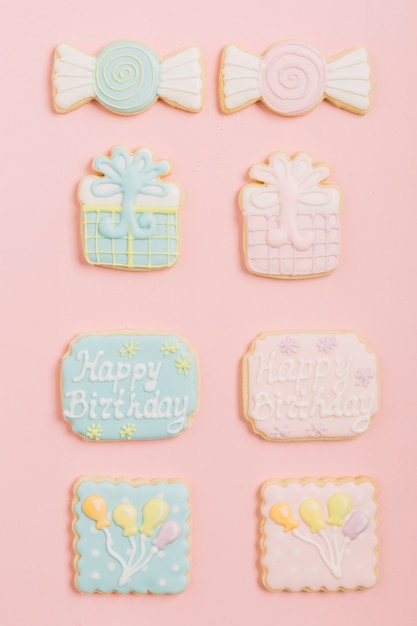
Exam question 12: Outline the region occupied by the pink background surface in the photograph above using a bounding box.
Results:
[1,0,416,624]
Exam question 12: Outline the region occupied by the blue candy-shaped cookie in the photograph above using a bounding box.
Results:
[53,41,203,114]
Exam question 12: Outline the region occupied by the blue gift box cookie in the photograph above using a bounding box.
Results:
[79,147,182,270]
[73,477,191,594]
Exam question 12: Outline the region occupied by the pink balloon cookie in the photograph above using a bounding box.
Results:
[221,41,371,116]
[243,331,379,440]
[240,152,341,278]
[261,477,379,592]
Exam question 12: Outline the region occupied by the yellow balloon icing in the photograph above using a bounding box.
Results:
[299,499,326,533]
[270,502,299,532]
[326,493,352,526]
[81,495,111,530]
[112,503,139,537]
[139,498,170,536]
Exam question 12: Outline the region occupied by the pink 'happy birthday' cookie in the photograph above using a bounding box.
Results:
[243,331,379,440]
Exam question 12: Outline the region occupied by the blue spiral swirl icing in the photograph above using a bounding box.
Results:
[94,42,160,114]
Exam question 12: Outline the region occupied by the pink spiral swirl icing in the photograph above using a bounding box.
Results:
[260,42,327,115]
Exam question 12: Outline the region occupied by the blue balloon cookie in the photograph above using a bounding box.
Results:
[73,477,190,594]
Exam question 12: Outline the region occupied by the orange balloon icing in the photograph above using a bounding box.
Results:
[81,495,111,530]
[270,502,299,532]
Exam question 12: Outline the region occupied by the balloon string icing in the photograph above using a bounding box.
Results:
[292,529,342,578]
[102,527,128,570]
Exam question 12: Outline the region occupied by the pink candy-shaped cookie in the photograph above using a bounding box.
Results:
[221,41,371,116]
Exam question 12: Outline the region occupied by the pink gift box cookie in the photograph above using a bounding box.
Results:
[261,477,379,592]
[240,152,341,278]
[243,331,379,440]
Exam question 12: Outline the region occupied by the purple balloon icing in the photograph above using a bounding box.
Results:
[342,511,369,540]
[152,520,182,549]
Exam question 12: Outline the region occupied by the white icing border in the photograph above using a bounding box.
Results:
[79,178,181,207]
[241,185,340,215]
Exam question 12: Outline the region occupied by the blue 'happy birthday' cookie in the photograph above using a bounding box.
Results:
[62,332,199,441]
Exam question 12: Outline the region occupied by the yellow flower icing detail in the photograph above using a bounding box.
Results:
[120,424,137,440]
[161,341,179,357]
[119,341,141,358]
[86,424,103,441]
[175,354,192,376]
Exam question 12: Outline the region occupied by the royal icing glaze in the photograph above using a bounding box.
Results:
[243,332,379,440]
[261,477,378,591]
[73,477,190,594]
[62,332,198,440]
[240,152,341,278]
[79,147,181,270]
[53,42,203,114]
[221,42,371,115]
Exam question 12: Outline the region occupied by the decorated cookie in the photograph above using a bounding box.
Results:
[62,332,198,440]
[221,42,371,115]
[261,477,379,591]
[243,332,379,440]
[240,152,341,278]
[73,477,190,594]
[53,42,203,114]
[79,146,182,270]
